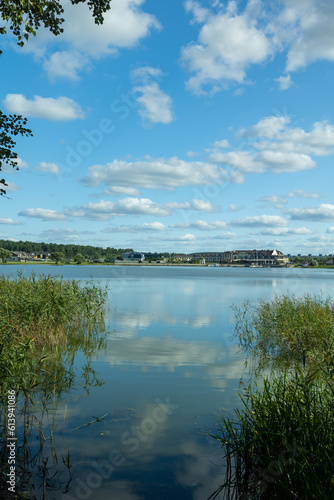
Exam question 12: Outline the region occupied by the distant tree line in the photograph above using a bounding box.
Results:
[289,255,331,266]
[0,240,133,261]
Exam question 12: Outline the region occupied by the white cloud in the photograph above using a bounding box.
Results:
[229,204,242,211]
[213,139,230,148]
[278,0,334,73]
[259,194,287,209]
[39,228,95,241]
[233,215,289,226]
[102,186,142,197]
[257,121,334,156]
[103,222,166,232]
[169,220,227,230]
[0,217,21,225]
[35,162,62,175]
[66,198,170,220]
[28,0,160,80]
[288,204,334,221]
[165,199,217,213]
[288,190,320,199]
[83,157,228,189]
[60,0,160,55]
[257,227,312,236]
[275,74,293,90]
[5,182,19,192]
[181,1,334,93]
[43,51,91,82]
[19,208,67,221]
[181,0,273,94]
[327,227,334,234]
[165,233,196,242]
[214,232,238,239]
[131,67,174,125]
[238,116,291,139]
[3,94,84,121]
[1,157,28,173]
[210,116,334,178]
[211,149,315,174]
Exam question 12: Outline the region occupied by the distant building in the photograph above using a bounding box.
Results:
[11,251,31,262]
[121,252,145,262]
[172,254,192,263]
[31,252,51,260]
[190,249,289,265]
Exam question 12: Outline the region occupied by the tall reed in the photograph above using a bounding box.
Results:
[0,273,108,397]
[211,294,334,499]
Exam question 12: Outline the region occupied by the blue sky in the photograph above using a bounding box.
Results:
[1,0,334,254]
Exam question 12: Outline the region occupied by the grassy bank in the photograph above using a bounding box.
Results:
[211,295,334,499]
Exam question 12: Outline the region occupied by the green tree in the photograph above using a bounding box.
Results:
[74,253,85,265]
[0,0,113,195]
[51,252,64,265]
[0,248,12,262]
[0,111,32,195]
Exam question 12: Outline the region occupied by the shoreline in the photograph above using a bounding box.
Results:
[1,262,334,269]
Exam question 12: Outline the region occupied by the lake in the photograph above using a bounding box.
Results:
[1,265,334,499]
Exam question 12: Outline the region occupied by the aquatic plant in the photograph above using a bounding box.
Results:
[0,272,108,396]
[211,294,334,499]
[0,273,108,498]
[234,294,334,367]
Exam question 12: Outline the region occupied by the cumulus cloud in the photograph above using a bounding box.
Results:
[102,186,142,197]
[39,228,95,241]
[181,1,334,93]
[229,204,242,211]
[210,116,334,177]
[43,51,91,82]
[131,66,174,125]
[275,74,293,90]
[35,162,62,174]
[66,198,170,220]
[18,208,67,221]
[213,139,230,148]
[181,0,272,94]
[276,0,334,73]
[256,121,334,156]
[165,199,218,213]
[233,215,289,226]
[28,0,160,80]
[288,204,334,221]
[83,157,228,190]
[4,182,19,192]
[0,218,22,225]
[259,194,287,210]
[259,191,320,209]
[169,220,227,230]
[256,227,313,236]
[103,222,166,232]
[288,189,320,199]
[1,157,28,173]
[3,94,84,120]
[214,232,238,239]
[237,116,291,139]
[165,233,196,241]
[211,149,315,174]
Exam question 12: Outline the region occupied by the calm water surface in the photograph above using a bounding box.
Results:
[2,265,334,499]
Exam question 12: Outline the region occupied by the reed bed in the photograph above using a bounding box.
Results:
[0,273,107,397]
[211,294,334,499]
[234,294,334,366]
